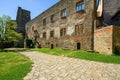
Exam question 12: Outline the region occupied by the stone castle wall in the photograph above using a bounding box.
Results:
[26,0,120,55]
[26,0,96,51]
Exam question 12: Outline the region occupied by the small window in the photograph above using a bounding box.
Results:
[61,9,67,18]
[75,24,83,35]
[51,14,55,23]
[32,26,34,31]
[43,32,46,38]
[34,30,39,38]
[76,1,85,12]
[60,28,66,37]
[96,0,99,6]
[50,30,54,38]
[43,18,46,26]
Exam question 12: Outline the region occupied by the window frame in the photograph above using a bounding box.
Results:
[43,32,46,39]
[34,30,39,39]
[76,1,85,12]
[51,14,55,23]
[75,24,83,35]
[60,28,66,37]
[61,8,67,18]
[43,18,46,26]
[50,30,54,38]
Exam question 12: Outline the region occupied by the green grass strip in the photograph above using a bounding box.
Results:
[34,48,120,64]
[0,52,32,80]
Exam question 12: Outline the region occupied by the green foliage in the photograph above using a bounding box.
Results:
[34,48,120,64]
[0,41,14,49]
[0,51,32,80]
[24,39,36,48]
[0,15,22,42]
[114,46,120,55]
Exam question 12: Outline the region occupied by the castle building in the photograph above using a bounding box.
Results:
[26,0,120,55]
[16,7,31,47]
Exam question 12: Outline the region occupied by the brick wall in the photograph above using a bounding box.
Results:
[94,26,113,54]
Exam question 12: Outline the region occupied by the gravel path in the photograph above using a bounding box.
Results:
[20,51,120,80]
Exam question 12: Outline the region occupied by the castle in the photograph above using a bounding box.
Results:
[26,0,120,55]
[16,7,31,47]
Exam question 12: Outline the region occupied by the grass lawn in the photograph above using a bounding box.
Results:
[34,48,120,64]
[0,51,32,80]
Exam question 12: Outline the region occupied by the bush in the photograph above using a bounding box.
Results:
[24,39,36,48]
[0,41,14,49]
[114,46,120,55]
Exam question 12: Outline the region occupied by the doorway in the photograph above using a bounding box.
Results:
[51,44,54,49]
[77,43,81,50]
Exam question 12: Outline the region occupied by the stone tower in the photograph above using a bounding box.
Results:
[16,7,31,47]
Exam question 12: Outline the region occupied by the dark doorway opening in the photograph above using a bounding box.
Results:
[38,44,41,48]
[51,44,54,49]
[77,43,81,50]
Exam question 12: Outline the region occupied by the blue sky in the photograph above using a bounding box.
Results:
[0,0,59,20]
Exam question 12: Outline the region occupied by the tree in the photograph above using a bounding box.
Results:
[0,15,22,42]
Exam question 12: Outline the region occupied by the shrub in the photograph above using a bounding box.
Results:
[24,39,36,48]
[114,46,120,55]
[0,41,14,49]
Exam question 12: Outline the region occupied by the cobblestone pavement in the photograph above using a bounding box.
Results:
[20,51,120,80]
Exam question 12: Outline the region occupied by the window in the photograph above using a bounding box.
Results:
[34,31,39,40]
[50,30,54,38]
[51,14,55,23]
[34,30,39,39]
[96,0,99,6]
[76,1,85,12]
[60,28,66,37]
[43,18,46,25]
[32,26,34,31]
[43,32,46,38]
[75,24,83,35]
[61,9,67,18]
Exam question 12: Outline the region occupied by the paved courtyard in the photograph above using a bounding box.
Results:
[20,51,120,80]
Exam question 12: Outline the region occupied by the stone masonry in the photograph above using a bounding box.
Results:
[26,0,96,50]
[26,0,120,54]
[16,7,31,47]
[94,25,120,54]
